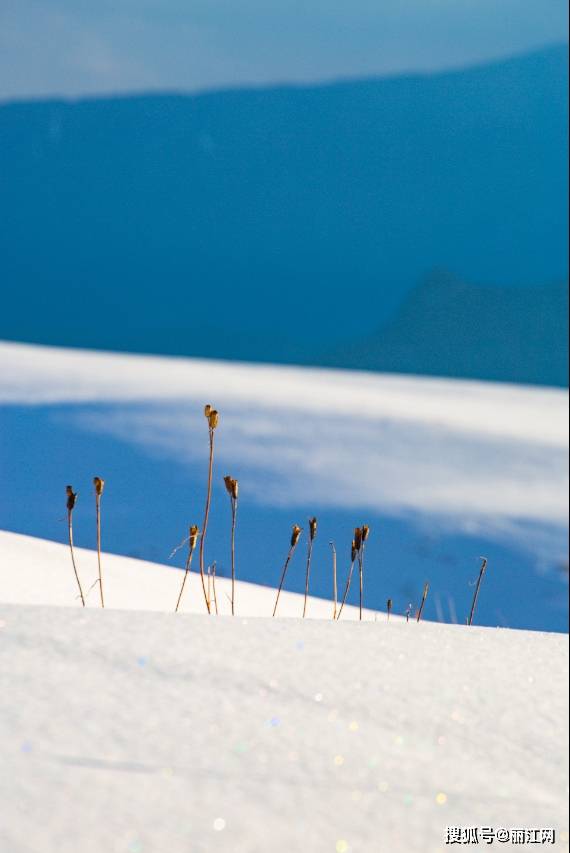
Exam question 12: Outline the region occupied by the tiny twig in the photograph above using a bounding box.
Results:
[224,476,239,616]
[387,598,392,621]
[416,582,429,623]
[330,542,337,620]
[212,562,219,615]
[200,406,219,614]
[174,526,199,613]
[303,517,317,618]
[272,525,302,617]
[93,477,105,608]
[66,486,85,607]
[337,556,355,621]
[467,557,488,626]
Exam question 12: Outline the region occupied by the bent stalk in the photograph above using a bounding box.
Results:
[66,486,85,607]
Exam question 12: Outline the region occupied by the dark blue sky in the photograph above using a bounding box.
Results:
[0,0,567,100]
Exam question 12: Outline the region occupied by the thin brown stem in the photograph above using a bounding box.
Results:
[95,494,104,608]
[174,545,195,613]
[330,542,337,620]
[272,546,295,618]
[358,544,366,621]
[67,509,85,607]
[417,582,429,623]
[212,562,219,615]
[337,559,355,621]
[468,558,488,626]
[302,539,314,618]
[230,498,237,616]
[199,429,214,613]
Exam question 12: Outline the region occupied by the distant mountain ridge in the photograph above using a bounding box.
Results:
[324,273,569,387]
[0,44,567,384]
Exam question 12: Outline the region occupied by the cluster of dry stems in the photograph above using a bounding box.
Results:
[63,403,489,625]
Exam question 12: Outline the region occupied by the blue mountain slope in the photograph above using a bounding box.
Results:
[0,45,567,379]
[324,273,569,386]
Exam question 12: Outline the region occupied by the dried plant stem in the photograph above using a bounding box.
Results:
[230,498,237,615]
[417,582,429,623]
[468,558,488,626]
[207,564,212,610]
[95,493,104,608]
[212,563,219,615]
[302,539,314,618]
[272,542,299,617]
[199,428,215,614]
[330,542,337,620]
[175,544,196,613]
[337,559,356,621]
[358,544,367,621]
[67,509,85,607]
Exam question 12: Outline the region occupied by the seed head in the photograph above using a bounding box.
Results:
[93,477,105,497]
[208,409,219,430]
[204,404,212,418]
[354,527,363,551]
[291,525,302,548]
[309,517,317,541]
[361,524,370,542]
[351,540,358,562]
[224,475,239,500]
[66,485,77,512]
[189,524,200,550]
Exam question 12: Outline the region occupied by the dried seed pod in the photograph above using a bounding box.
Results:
[354,527,363,551]
[93,477,105,497]
[290,524,302,548]
[66,485,77,512]
[189,525,200,551]
[361,524,370,542]
[309,517,317,541]
[224,475,239,500]
[204,404,212,418]
[351,540,358,563]
[208,409,219,430]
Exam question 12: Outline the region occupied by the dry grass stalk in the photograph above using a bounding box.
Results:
[174,524,199,613]
[387,598,392,621]
[302,517,317,618]
[330,541,337,620]
[467,557,488,626]
[358,524,369,621]
[66,486,85,607]
[211,562,219,615]
[199,404,219,614]
[337,539,358,620]
[416,582,429,622]
[224,475,239,615]
[93,476,105,608]
[272,524,302,617]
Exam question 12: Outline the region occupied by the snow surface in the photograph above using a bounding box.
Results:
[0,340,567,525]
[0,339,567,632]
[0,530,371,620]
[0,593,568,852]
[1,528,568,852]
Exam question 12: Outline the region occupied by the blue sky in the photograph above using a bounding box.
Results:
[1,0,567,100]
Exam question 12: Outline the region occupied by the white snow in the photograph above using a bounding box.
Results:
[0,343,568,850]
[0,533,568,853]
[0,532,567,852]
[0,530,369,620]
[0,340,568,538]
